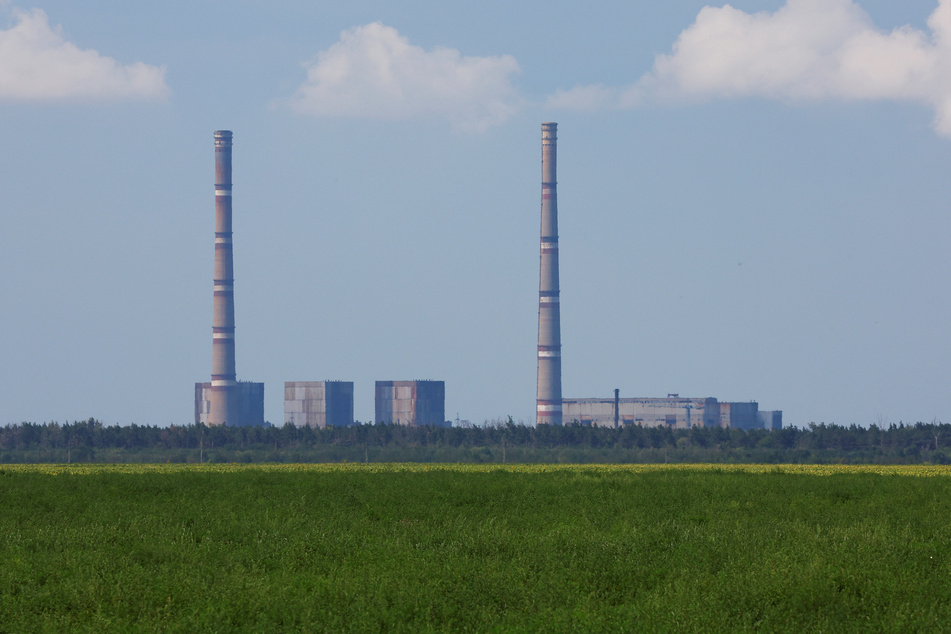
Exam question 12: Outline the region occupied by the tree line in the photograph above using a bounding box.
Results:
[1,418,949,464]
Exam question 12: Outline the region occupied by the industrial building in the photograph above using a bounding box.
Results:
[284,381,354,428]
[195,381,264,427]
[537,122,782,430]
[375,381,447,426]
[756,410,783,431]
[563,395,782,429]
[194,130,265,426]
[181,124,779,431]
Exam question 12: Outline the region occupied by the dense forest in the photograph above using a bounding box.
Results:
[1,419,949,464]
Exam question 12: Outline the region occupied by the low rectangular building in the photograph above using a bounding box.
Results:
[375,380,446,426]
[284,381,354,428]
[564,396,719,429]
[563,396,781,430]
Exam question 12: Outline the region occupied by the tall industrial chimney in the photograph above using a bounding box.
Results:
[536,122,563,425]
[208,130,237,426]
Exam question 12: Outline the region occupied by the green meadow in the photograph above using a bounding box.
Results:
[2,464,949,632]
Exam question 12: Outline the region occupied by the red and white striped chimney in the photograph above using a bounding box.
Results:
[536,123,563,425]
[208,130,237,426]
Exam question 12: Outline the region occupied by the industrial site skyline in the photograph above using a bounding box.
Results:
[2,0,950,428]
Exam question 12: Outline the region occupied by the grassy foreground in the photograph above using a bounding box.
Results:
[1,464,950,632]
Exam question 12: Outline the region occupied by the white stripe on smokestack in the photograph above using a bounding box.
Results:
[536,122,563,425]
[208,130,238,426]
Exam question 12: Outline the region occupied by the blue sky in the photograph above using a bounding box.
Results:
[0,0,948,427]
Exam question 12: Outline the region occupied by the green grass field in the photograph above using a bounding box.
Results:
[2,464,949,632]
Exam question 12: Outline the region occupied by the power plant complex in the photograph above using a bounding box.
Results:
[194,126,780,429]
[192,132,441,428]
[533,124,781,430]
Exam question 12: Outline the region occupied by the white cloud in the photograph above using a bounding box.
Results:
[290,22,522,132]
[547,84,623,111]
[0,8,168,102]
[549,0,951,137]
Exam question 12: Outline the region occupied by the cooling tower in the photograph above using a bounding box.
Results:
[536,123,563,425]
